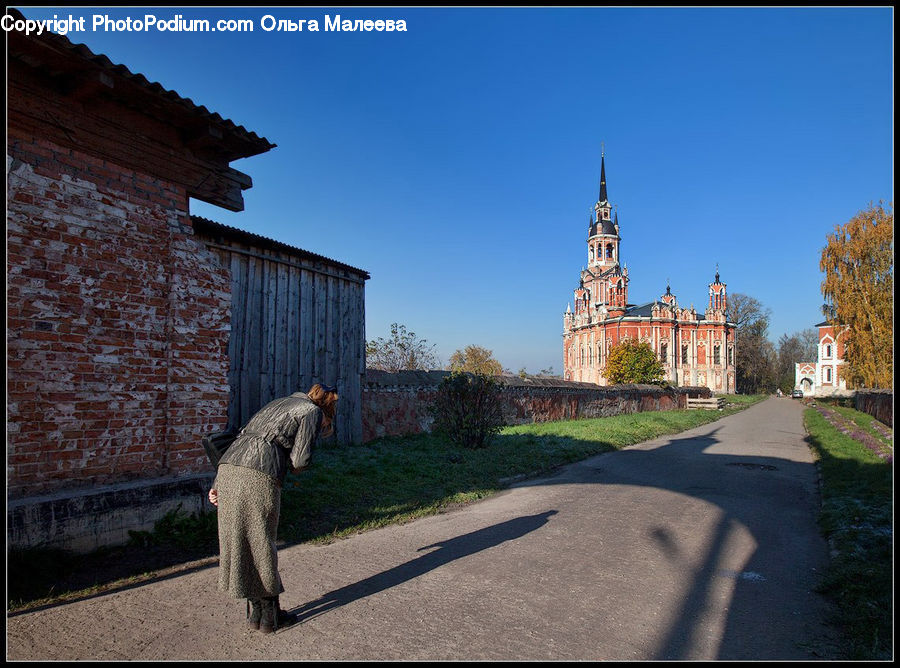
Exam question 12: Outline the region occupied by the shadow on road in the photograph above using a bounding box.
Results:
[283,510,558,627]
[509,404,842,660]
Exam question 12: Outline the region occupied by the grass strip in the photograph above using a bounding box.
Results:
[803,405,893,660]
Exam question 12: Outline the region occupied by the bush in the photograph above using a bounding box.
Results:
[431,371,505,448]
[606,338,665,385]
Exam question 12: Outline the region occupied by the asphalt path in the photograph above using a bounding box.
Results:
[7,397,841,660]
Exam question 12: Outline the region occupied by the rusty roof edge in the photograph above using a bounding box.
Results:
[7,8,276,157]
[191,215,370,280]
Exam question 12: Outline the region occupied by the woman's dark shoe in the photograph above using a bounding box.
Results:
[259,597,277,634]
[258,596,296,633]
[274,596,297,628]
[246,598,262,630]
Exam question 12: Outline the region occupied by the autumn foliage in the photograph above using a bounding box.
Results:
[447,344,504,376]
[605,338,665,385]
[820,202,893,389]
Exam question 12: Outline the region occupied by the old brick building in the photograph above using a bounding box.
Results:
[6,21,277,550]
[563,155,736,393]
[8,18,370,553]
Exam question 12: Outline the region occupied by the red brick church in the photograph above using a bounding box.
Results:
[563,154,736,393]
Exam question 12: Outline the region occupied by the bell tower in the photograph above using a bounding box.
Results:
[587,150,620,272]
[708,265,728,317]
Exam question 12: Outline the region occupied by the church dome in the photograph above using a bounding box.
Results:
[590,218,618,237]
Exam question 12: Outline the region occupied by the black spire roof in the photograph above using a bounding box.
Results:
[598,153,608,203]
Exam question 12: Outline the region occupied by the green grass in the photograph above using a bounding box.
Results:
[278,397,764,545]
[803,406,893,660]
[8,397,765,610]
[825,402,894,452]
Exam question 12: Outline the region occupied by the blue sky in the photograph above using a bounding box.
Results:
[18,6,894,374]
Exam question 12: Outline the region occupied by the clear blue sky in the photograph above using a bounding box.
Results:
[19,6,894,374]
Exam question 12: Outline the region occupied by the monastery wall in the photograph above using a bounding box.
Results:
[361,369,711,442]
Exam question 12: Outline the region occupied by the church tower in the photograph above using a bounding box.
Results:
[707,266,728,319]
[587,152,620,272]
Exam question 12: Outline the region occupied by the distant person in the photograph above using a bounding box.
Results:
[208,383,338,633]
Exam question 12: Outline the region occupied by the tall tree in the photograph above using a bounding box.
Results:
[798,327,819,362]
[447,345,504,376]
[366,323,440,372]
[727,293,776,394]
[776,328,818,394]
[605,338,665,385]
[820,202,893,389]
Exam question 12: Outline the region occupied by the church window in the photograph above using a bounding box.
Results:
[606,244,613,259]
[825,344,832,358]
[682,344,689,365]
[825,367,832,382]
[714,345,721,365]
[728,346,734,366]
[660,342,667,362]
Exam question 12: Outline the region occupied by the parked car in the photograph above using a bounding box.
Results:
[791,389,803,399]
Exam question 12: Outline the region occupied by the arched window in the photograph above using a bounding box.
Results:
[682,344,689,365]
[714,345,721,365]
[825,344,832,358]
[660,342,667,362]
[825,367,832,382]
[606,244,613,259]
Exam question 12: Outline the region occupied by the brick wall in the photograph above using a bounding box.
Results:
[6,136,232,499]
[362,370,711,442]
[854,390,893,428]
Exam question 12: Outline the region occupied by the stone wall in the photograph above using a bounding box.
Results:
[854,390,893,428]
[362,370,712,442]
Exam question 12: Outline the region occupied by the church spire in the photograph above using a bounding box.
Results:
[598,150,608,204]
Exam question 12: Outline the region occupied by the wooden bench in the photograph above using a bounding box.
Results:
[686,396,726,410]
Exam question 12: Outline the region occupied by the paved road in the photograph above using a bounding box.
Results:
[7,397,840,660]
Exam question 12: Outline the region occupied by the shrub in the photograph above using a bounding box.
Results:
[606,338,665,385]
[431,371,505,448]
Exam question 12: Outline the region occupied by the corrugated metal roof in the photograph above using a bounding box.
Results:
[191,215,370,280]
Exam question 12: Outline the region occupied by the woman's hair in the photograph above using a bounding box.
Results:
[308,383,339,437]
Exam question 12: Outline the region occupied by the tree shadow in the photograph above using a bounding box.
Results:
[282,510,558,627]
[508,406,849,660]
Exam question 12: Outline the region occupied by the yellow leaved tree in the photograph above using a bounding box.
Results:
[605,338,665,385]
[820,202,893,389]
[447,344,504,376]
